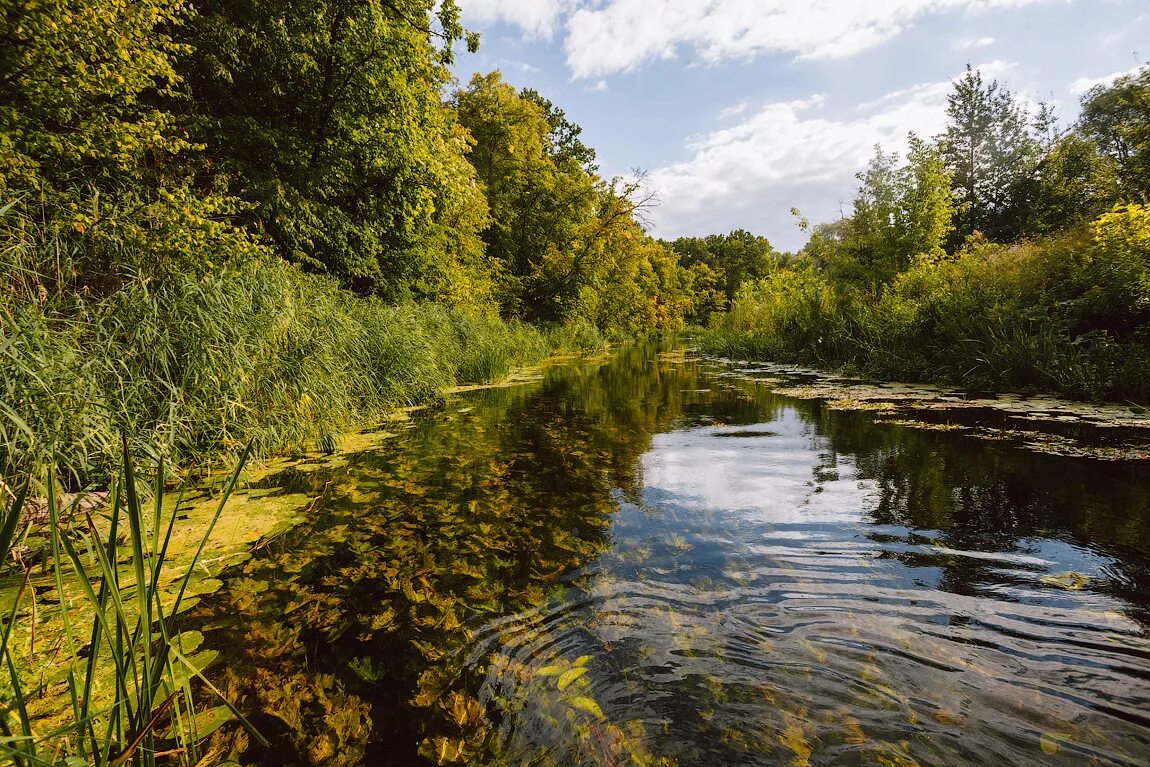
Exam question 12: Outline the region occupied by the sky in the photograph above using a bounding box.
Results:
[451,0,1147,252]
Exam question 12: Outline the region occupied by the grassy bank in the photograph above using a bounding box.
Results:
[1,213,604,492]
[701,204,1150,403]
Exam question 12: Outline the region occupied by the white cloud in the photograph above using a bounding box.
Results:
[719,100,752,119]
[587,79,609,93]
[956,36,996,49]
[1069,64,1143,95]
[456,0,571,39]
[645,67,992,249]
[563,0,1050,79]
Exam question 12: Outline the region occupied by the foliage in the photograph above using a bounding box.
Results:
[0,205,586,491]
[669,230,777,320]
[172,0,491,301]
[829,136,956,284]
[1080,64,1150,199]
[1025,133,1120,235]
[704,204,1150,403]
[940,66,1041,243]
[454,72,685,333]
[0,447,262,766]
[0,0,192,196]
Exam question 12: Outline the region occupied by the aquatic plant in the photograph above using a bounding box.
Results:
[0,202,606,491]
[0,444,264,766]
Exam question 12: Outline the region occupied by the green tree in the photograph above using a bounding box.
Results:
[1080,64,1150,199]
[1027,132,1120,234]
[0,0,192,196]
[0,0,263,290]
[941,65,1039,242]
[834,136,955,284]
[173,0,489,300]
[669,230,777,303]
[520,88,598,173]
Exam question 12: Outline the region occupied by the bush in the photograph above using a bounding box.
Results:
[701,204,1150,402]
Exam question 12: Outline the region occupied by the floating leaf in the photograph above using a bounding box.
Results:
[567,696,604,719]
[1040,571,1089,590]
[1039,732,1070,755]
[535,664,565,677]
[557,667,588,690]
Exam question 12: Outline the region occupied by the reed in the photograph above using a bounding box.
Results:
[0,444,264,766]
[0,204,603,491]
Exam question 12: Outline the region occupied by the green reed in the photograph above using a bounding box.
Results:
[0,444,264,766]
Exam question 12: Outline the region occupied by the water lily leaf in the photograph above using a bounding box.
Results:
[557,667,588,690]
[568,696,604,719]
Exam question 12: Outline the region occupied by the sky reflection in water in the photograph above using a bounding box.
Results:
[473,353,1150,766]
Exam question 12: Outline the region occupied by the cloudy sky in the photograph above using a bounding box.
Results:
[452,1,1147,251]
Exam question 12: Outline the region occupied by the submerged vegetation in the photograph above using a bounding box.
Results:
[701,65,1150,402]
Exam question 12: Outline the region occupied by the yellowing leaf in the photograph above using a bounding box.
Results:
[1039,732,1070,755]
[535,664,565,676]
[567,696,604,719]
[557,667,588,690]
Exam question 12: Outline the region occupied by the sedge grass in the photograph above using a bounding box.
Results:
[0,444,265,766]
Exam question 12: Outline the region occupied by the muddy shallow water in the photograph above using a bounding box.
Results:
[197,344,1150,766]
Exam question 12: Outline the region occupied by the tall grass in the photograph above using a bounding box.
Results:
[702,205,1150,402]
[0,445,264,766]
[0,206,601,490]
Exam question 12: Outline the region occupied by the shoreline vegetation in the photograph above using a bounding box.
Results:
[2,0,1149,764]
[689,65,1150,404]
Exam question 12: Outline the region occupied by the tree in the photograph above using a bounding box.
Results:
[941,65,1040,243]
[0,0,192,196]
[1027,132,1120,234]
[832,136,955,284]
[669,230,777,303]
[520,88,598,173]
[1080,64,1150,200]
[0,0,264,290]
[173,0,489,300]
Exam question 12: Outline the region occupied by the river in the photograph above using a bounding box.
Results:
[194,343,1150,766]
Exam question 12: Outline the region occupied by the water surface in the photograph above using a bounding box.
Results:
[198,344,1150,766]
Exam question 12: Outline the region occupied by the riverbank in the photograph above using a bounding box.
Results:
[2,243,608,494]
[699,207,1150,405]
[0,349,589,761]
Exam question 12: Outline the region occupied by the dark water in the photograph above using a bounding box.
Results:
[198,344,1150,766]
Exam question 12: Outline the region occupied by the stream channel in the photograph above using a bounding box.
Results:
[194,343,1150,766]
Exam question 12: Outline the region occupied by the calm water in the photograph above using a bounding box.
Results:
[198,344,1150,766]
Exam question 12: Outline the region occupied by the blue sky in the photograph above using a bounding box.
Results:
[452,1,1148,251]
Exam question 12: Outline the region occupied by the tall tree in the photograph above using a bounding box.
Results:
[1080,65,1150,200]
[520,88,598,173]
[173,0,489,300]
[1027,132,1120,234]
[941,65,1039,243]
[833,136,955,284]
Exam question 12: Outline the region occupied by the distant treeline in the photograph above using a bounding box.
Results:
[699,64,1150,403]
